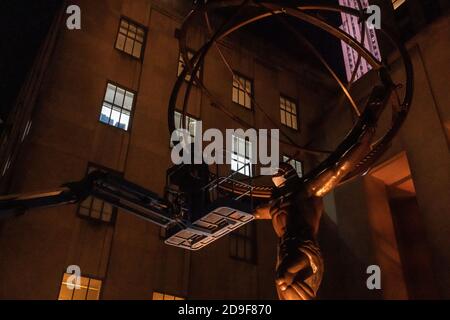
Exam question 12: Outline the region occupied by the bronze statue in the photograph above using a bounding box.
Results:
[253,85,392,299]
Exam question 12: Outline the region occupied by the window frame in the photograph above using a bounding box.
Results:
[282,155,303,178]
[170,111,200,148]
[76,163,121,225]
[177,48,202,84]
[57,272,103,301]
[98,80,137,132]
[114,16,147,60]
[280,94,299,131]
[231,134,253,177]
[232,71,254,110]
[229,223,257,264]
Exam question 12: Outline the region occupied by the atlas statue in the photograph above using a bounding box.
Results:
[0,1,413,300]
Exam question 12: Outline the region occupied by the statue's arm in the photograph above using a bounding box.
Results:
[305,84,392,198]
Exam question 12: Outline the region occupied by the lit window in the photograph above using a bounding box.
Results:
[152,292,185,300]
[230,224,256,263]
[392,0,406,10]
[78,165,118,223]
[283,155,303,178]
[171,111,198,146]
[100,83,135,131]
[115,18,146,59]
[177,50,201,83]
[232,73,252,109]
[280,96,298,130]
[231,135,252,177]
[58,273,102,300]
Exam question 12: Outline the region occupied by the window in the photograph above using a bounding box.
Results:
[58,273,102,300]
[231,135,252,177]
[232,73,252,109]
[283,155,303,178]
[171,111,199,146]
[100,82,135,131]
[77,165,118,224]
[230,224,256,263]
[115,18,146,59]
[177,50,201,83]
[392,0,406,10]
[280,96,298,130]
[152,292,184,300]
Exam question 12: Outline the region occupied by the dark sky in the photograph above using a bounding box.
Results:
[0,0,62,122]
[216,0,346,81]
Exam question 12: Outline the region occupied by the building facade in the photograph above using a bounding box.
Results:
[0,0,449,300]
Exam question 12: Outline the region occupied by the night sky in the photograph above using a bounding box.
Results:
[0,0,62,122]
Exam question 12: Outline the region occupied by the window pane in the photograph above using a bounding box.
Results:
[89,279,102,291]
[114,88,125,106]
[100,105,112,124]
[119,26,127,34]
[58,274,74,300]
[105,84,116,103]
[232,88,238,103]
[72,286,88,300]
[245,93,251,109]
[152,292,164,300]
[239,90,245,106]
[86,289,100,300]
[281,110,286,125]
[291,102,297,115]
[123,92,134,110]
[133,42,142,58]
[119,112,130,131]
[116,34,126,50]
[109,108,121,126]
[124,38,134,54]
[102,203,113,222]
[286,113,292,127]
[174,111,182,129]
[233,76,239,88]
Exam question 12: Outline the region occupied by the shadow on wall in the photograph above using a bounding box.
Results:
[318,214,382,300]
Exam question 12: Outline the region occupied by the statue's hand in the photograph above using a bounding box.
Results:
[275,238,324,300]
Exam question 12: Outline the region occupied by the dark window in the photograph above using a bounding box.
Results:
[177,50,201,83]
[115,18,146,59]
[283,155,303,178]
[77,165,119,224]
[230,224,257,263]
[99,82,135,131]
[232,73,252,109]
